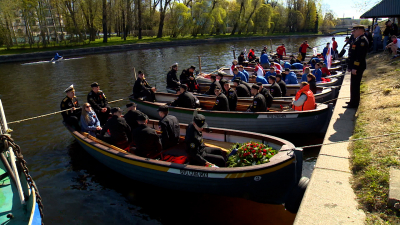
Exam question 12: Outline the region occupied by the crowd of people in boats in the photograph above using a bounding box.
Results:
[60,83,226,168]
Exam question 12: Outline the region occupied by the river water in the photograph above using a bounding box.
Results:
[0,35,347,224]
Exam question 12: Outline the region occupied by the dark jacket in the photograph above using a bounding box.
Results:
[277,80,287,97]
[238,55,245,65]
[123,110,143,130]
[60,96,81,120]
[133,77,152,99]
[309,80,317,94]
[167,69,180,89]
[87,90,108,112]
[250,93,267,112]
[159,114,180,149]
[212,93,229,111]
[269,82,282,97]
[348,34,369,71]
[205,80,221,95]
[170,91,196,109]
[185,124,207,166]
[223,88,238,111]
[180,69,197,92]
[236,84,251,97]
[132,124,162,157]
[100,115,132,145]
[260,87,273,108]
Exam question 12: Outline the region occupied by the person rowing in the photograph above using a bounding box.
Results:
[51,53,63,62]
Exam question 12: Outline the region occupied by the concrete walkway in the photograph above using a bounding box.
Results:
[294,73,366,224]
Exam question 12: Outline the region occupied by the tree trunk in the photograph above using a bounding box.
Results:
[138,0,142,39]
[231,2,244,35]
[102,0,107,42]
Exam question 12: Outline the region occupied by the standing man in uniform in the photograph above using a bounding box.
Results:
[344,25,369,109]
[60,85,81,130]
[223,81,238,111]
[133,71,157,102]
[157,105,180,149]
[247,84,267,112]
[87,82,110,125]
[212,87,229,111]
[167,63,180,90]
[267,76,282,97]
[204,74,221,95]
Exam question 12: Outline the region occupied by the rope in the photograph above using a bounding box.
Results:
[298,131,400,149]
[8,98,124,125]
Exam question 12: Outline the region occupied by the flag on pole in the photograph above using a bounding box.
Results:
[326,42,332,69]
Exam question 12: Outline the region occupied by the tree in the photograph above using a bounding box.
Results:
[253,4,272,34]
[167,2,190,37]
[156,0,172,38]
[102,0,107,42]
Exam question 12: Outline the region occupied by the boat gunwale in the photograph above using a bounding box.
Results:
[66,121,296,175]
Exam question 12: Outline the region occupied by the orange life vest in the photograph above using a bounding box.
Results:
[292,85,316,111]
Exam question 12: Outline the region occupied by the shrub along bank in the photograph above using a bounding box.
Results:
[350,53,400,223]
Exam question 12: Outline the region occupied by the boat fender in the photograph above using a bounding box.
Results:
[284,177,310,213]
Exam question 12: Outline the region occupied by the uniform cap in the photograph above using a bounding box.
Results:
[353,25,365,30]
[194,114,208,128]
[276,74,282,79]
[126,102,136,108]
[111,107,122,114]
[137,113,148,121]
[157,105,169,112]
[220,79,228,85]
[215,86,221,91]
[217,72,224,77]
[285,68,290,72]
[210,74,216,79]
[64,84,74,93]
[251,84,259,90]
[91,82,99,87]
[268,75,276,81]
[180,84,188,90]
[256,82,262,86]
[233,78,241,83]
[190,65,196,70]
[171,63,178,67]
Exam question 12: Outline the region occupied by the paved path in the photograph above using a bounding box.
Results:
[294,73,366,224]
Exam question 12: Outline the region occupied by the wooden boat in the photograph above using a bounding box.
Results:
[64,119,304,205]
[165,86,337,104]
[129,94,331,134]
[217,64,342,75]
[0,100,42,225]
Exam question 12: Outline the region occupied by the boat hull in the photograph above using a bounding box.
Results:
[131,97,330,134]
[68,123,302,205]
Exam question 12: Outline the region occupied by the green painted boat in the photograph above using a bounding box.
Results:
[0,100,42,225]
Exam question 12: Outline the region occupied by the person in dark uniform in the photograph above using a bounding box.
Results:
[185,114,226,167]
[204,74,221,95]
[166,63,180,90]
[99,107,132,149]
[60,85,82,130]
[233,78,250,97]
[344,25,369,109]
[170,84,197,109]
[223,81,238,111]
[247,84,267,112]
[267,76,282,97]
[217,73,225,88]
[157,105,180,149]
[87,82,110,125]
[257,82,273,109]
[276,74,287,97]
[212,87,229,111]
[180,65,198,92]
[123,102,143,131]
[238,52,246,65]
[132,114,162,157]
[133,71,157,102]
[240,80,252,93]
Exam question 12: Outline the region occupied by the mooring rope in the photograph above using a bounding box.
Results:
[8,98,125,125]
[298,131,400,149]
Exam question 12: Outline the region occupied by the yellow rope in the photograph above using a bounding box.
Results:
[8,98,125,125]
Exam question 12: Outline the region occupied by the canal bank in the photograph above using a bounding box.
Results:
[0,33,326,63]
[294,72,366,224]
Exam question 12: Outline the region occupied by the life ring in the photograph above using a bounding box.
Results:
[284,177,310,213]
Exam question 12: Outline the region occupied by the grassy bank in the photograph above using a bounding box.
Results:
[0,32,319,55]
[350,53,400,223]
